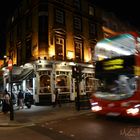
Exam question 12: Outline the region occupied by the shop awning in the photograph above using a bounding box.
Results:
[12,68,35,83]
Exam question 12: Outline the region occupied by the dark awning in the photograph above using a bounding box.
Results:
[12,68,35,83]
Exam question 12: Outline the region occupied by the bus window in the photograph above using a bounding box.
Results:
[94,74,136,100]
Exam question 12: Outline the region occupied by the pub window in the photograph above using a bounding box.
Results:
[55,36,65,60]
[86,77,94,93]
[55,9,65,25]
[56,75,70,92]
[74,40,83,62]
[40,75,51,93]
[74,16,82,31]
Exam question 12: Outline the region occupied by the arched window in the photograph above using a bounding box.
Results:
[85,77,94,94]
[56,75,70,92]
[40,75,51,93]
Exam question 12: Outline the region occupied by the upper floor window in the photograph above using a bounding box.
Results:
[10,31,14,42]
[74,0,81,9]
[55,9,65,25]
[39,15,48,33]
[74,39,83,62]
[89,23,96,36]
[17,46,22,65]
[26,14,32,30]
[38,4,48,11]
[55,36,65,60]
[26,0,32,7]
[74,16,82,31]
[26,39,32,60]
[17,23,22,40]
[89,6,95,16]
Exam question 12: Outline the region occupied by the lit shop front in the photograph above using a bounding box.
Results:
[35,60,95,105]
[3,60,95,105]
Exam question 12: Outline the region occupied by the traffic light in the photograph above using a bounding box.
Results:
[72,65,82,80]
[72,66,78,78]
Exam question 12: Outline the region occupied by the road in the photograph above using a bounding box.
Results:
[0,112,140,140]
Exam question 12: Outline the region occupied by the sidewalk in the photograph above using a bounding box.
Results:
[0,103,91,127]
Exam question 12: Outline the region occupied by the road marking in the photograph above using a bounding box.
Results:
[70,134,75,137]
[59,130,63,134]
[49,127,53,130]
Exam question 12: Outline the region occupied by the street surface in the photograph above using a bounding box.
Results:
[0,111,140,140]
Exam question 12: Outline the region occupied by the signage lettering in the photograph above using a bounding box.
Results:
[103,59,124,70]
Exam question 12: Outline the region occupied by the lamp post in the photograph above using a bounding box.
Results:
[7,57,14,120]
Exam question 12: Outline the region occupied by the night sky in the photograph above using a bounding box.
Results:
[0,0,20,56]
[93,0,140,30]
[0,0,139,56]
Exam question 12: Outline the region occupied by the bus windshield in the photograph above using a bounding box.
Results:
[94,33,139,101]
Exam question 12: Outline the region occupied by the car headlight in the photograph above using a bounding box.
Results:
[126,108,139,115]
[91,105,102,112]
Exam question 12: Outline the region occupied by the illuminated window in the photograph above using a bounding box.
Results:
[56,75,70,92]
[40,75,51,93]
[74,39,83,62]
[86,77,94,92]
[55,36,65,60]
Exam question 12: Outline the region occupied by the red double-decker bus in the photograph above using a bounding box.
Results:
[90,32,140,118]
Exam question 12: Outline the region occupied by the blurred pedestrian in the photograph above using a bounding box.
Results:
[2,89,11,114]
[17,90,24,109]
[52,88,61,107]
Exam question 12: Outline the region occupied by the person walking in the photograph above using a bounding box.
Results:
[52,88,61,107]
[17,90,24,109]
[2,89,11,114]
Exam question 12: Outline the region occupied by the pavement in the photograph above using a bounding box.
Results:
[0,102,91,127]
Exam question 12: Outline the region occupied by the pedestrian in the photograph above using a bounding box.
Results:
[17,90,24,109]
[2,89,11,114]
[52,88,61,107]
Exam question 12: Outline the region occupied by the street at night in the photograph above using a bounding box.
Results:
[0,104,140,140]
[0,0,140,140]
